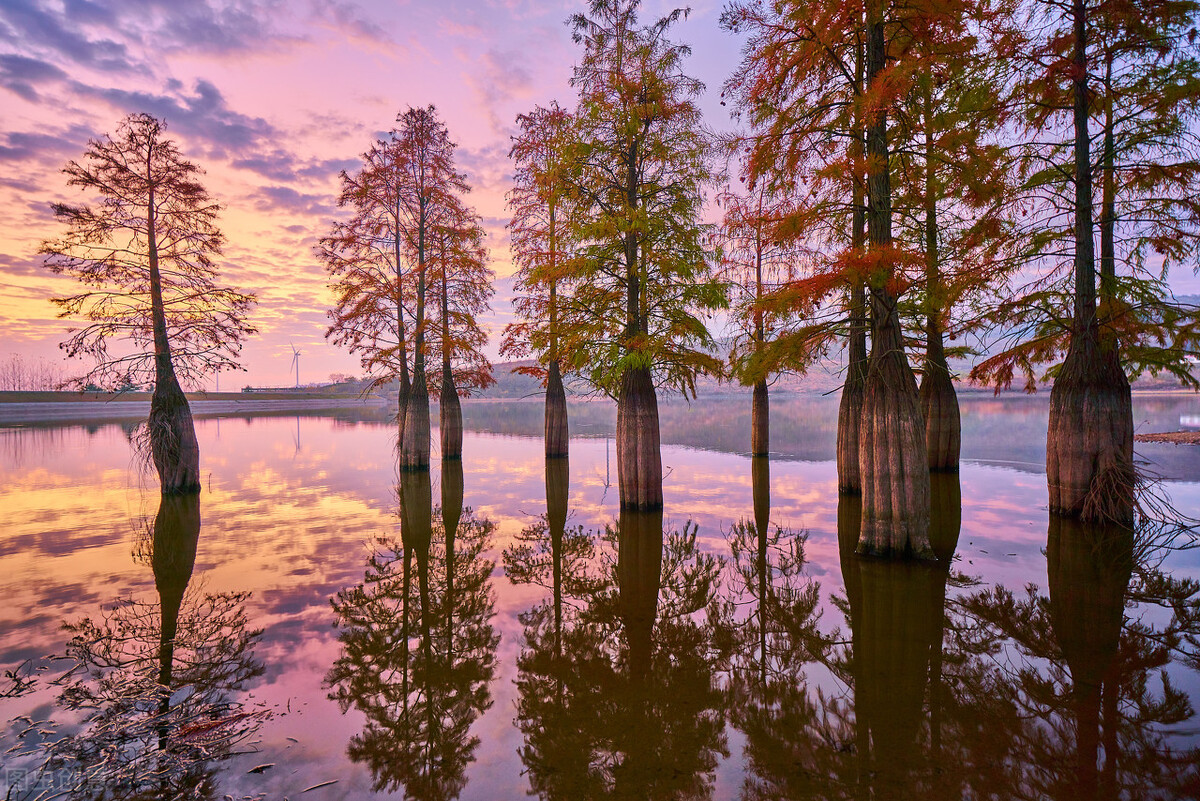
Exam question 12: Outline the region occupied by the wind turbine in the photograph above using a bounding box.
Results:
[289,343,301,388]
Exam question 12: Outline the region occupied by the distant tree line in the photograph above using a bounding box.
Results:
[0,354,65,391]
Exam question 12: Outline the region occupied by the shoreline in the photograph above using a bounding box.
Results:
[0,392,388,425]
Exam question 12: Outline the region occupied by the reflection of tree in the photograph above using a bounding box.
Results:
[962,515,1200,799]
[722,472,1025,800]
[9,493,265,800]
[834,475,1027,800]
[725,456,837,801]
[508,494,732,800]
[326,465,499,800]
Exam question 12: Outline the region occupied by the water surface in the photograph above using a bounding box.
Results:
[2,393,1199,799]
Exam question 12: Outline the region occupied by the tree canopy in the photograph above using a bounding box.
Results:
[40,113,256,391]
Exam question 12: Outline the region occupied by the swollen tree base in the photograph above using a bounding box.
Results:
[857,311,933,559]
[919,343,960,472]
[149,375,201,494]
[440,372,463,460]
[401,383,432,471]
[616,365,663,511]
[545,361,568,459]
[837,369,865,495]
[1046,341,1133,524]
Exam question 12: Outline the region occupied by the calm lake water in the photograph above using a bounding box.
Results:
[2,393,1200,799]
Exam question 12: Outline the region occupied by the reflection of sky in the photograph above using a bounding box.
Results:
[1,396,1199,798]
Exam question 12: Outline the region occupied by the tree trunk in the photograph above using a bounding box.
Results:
[402,232,430,470]
[1047,341,1133,521]
[150,373,201,494]
[616,365,662,510]
[545,360,569,458]
[920,318,961,472]
[751,379,769,457]
[918,78,960,473]
[858,0,929,555]
[838,279,868,493]
[146,181,199,494]
[1047,0,1134,524]
[440,367,463,459]
[858,292,933,557]
[838,36,868,497]
[401,375,431,471]
[397,374,411,449]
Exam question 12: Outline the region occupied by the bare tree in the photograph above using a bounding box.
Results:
[40,113,256,491]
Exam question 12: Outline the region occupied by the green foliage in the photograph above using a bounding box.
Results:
[556,0,726,397]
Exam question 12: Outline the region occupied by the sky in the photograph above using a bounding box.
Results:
[0,0,742,388]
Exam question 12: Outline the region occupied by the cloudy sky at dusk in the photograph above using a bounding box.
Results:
[0,0,741,388]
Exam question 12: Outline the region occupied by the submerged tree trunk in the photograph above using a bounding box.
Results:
[402,373,431,470]
[1047,0,1133,523]
[545,360,569,458]
[920,318,961,472]
[1047,340,1132,521]
[439,252,463,459]
[751,380,769,457]
[858,293,933,557]
[616,365,662,510]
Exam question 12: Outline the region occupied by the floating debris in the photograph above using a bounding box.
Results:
[302,780,338,793]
